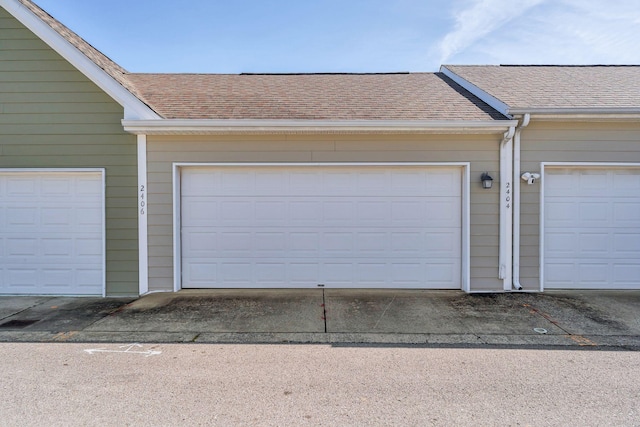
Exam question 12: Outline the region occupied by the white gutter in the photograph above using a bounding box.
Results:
[508,107,640,116]
[121,119,518,135]
[499,125,516,290]
[512,113,530,291]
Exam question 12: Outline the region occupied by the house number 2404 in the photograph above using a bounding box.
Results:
[139,184,146,215]
[505,182,511,209]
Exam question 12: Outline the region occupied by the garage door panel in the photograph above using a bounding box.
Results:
[390,263,423,286]
[614,234,640,255]
[546,232,576,255]
[579,233,610,255]
[579,202,609,223]
[181,166,462,289]
[289,263,319,285]
[614,202,640,224]
[578,263,609,284]
[290,201,323,222]
[614,265,640,285]
[545,168,640,289]
[426,263,458,284]
[5,177,36,196]
[290,232,320,254]
[613,172,640,189]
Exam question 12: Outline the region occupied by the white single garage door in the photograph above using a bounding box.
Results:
[544,167,640,289]
[0,171,104,295]
[180,165,462,289]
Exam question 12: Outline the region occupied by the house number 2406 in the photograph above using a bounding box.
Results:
[139,184,146,215]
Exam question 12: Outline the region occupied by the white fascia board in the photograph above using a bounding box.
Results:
[0,0,160,120]
[121,119,518,135]
[440,66,512,118]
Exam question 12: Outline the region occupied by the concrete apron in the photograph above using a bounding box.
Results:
[0,289,640,348]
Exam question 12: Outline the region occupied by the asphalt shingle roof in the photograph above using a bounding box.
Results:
[126,73,508,121]
[444,65,640,111]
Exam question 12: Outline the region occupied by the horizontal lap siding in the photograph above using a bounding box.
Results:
[520,121,640,290]
[147,134,502,292]
[0,10,137,296]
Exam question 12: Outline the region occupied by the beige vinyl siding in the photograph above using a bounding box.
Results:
[0,9,138,296]
[147,133,503,292]
[519,121,640,290]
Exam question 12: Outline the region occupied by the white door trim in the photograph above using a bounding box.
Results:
[172,162,471,292]
[540,162,640,291]
[0,168,106,296]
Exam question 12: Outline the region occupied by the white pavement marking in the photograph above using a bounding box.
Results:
[84,343,161,357]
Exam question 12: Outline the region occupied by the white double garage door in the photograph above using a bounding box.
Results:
[0,171,104,295]
[180,165,465,289]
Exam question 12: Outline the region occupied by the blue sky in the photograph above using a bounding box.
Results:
[34,0,640,73]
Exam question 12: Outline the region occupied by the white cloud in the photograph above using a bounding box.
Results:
[437,0,547,64]
[436,0,640,66]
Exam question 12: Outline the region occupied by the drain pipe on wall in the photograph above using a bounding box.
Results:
[499,125,516,291]
[512,113,531,291]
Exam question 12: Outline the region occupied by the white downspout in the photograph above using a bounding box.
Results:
[499,126,516,290]
[512,113,530,291]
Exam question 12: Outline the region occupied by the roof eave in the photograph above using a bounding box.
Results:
[121,119,519,135]
[1,0,160,120]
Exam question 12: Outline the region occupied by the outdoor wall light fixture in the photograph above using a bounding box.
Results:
[521,172,541,185]
[481,172,494,189]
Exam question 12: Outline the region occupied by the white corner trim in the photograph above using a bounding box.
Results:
[122,119,518,135]
[100,169,107,297]
[440,66,512,117]
[172,165,182,292]
[137,135,149,295]
[462,163,471,293]
[0,0,159,120]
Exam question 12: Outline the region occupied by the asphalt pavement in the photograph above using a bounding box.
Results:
[1,289,640,349]
[1,343,639,426]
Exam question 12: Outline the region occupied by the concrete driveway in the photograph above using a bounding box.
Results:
[1,290,640,348]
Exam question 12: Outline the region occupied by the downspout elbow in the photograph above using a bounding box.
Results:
[501,126,516,146]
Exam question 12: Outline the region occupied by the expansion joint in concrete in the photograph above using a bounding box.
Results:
[322,290,327,333]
